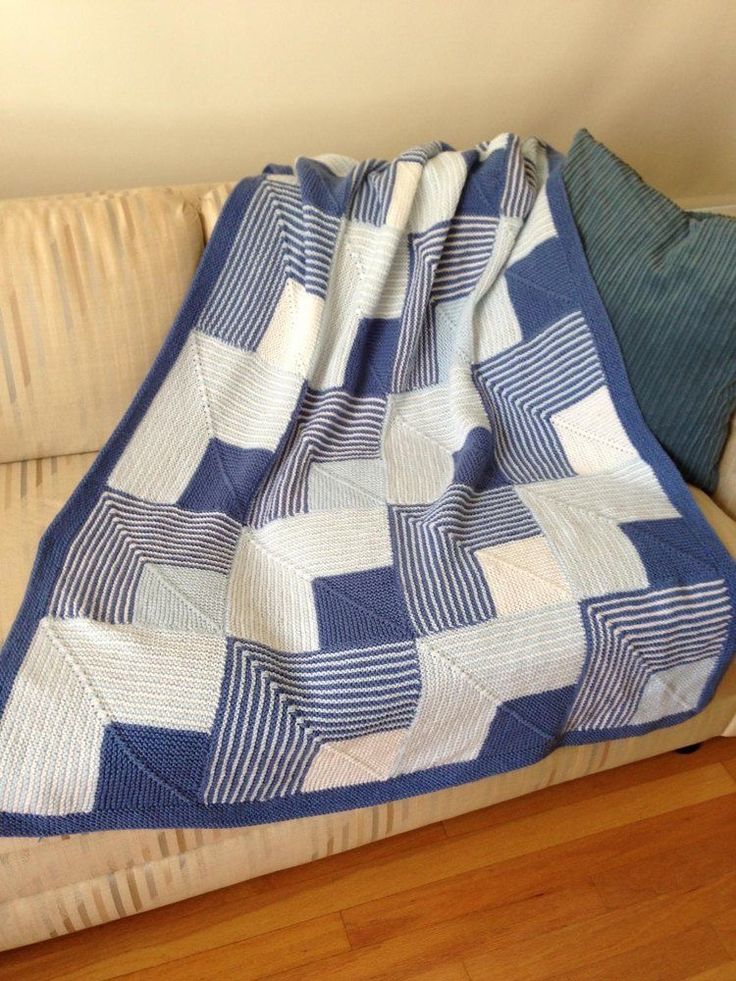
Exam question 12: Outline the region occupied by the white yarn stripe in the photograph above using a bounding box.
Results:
[567,581,732,731]
[392,484,539,634]
[50,491,240,624]
[248,388,385,527]
[205,639,420,803]
[474,313,606,483]
[197,180,340,349]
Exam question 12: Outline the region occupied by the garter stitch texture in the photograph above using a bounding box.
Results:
[0,135,734,836]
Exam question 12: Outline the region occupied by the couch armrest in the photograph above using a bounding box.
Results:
[688,485,736,559]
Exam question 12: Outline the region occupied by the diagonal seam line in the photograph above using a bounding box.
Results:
[416,635,560,741]
[522,481,721,577]
[476,543,572,596]
[243,528,405,634]
[390,403,459,454]
[140,561,223,633]
[42,620,199,805]
[505,263,577,303]
[306,446,386,506]
[617,634,715,716]
[307,738,389,783]
[552,410,636,455]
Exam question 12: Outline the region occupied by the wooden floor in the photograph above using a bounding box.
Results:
[2,739,736,981]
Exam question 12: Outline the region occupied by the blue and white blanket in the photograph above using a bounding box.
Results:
[1,135,735,835]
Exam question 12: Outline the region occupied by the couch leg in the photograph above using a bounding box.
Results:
[675,742,703,755]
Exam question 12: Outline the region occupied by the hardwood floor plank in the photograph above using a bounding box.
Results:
[269,880,606,980]
[685,963,736,980]
[342,794,736,948]
[722,756,736,784]
[443,738,736,838]
[342,856,568,949]
[343,795,736,947]
[712,905,736,958]
[592,831,736,910]
[541,921,731,981]
[112,913,350,981]
[405,962,471,981]
[463,874,736,981]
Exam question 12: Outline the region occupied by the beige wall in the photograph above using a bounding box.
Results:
[3,0,736,203]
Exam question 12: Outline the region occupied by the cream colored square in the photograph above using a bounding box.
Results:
[256,507,394,578]
[385,160,423,228]
[507,185,556,263]
[384,384,483,506]
[255,278,323,377]
[551,385,639,476]
[108,334,211,503]
[303,729,407,791]
[195,331,304,451]
[476,535,572,616]
[226,529,319,653]
[472,274,523,363]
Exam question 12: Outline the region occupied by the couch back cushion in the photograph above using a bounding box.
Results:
[0,188,205,463]
[1,177,735,522]
[562,129,736,495]
[199,183,236,241]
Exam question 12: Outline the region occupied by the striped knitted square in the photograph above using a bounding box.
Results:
[0,135,734,835]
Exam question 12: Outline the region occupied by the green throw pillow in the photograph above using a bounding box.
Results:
[562,129,736,492]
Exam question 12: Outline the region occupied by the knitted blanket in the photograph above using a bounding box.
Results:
[1,136,735,836]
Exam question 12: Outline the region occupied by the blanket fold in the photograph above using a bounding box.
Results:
[1,134,734,835]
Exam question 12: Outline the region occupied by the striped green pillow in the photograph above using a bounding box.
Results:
[562,129,736,492]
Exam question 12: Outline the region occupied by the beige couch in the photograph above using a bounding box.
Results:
[0,182,735,952]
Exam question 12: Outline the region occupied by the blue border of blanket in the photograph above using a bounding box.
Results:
[2,162,735,835]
